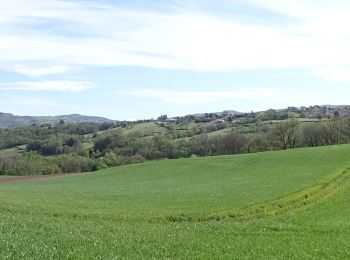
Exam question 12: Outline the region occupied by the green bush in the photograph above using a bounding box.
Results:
[0,154,60,176]
[54,154,96,173]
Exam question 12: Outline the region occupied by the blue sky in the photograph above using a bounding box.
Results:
[1,0,350,120]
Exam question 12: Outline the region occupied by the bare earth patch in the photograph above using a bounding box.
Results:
[0,173,78,185]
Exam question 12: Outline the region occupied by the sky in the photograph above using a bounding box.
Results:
[1,0,350,120]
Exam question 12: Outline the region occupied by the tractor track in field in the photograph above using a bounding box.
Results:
[2,162,350,225]
[164,165,350,223]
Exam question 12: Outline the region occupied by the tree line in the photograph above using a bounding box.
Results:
[93,117,350,169]
[1,117,350,175]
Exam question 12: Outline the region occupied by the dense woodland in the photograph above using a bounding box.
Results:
[1,105,350,175]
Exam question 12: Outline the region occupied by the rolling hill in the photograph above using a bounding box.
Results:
[1,144,350,258]
[0,112,112,128]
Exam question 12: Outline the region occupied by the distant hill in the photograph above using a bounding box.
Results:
[0,112,112,128]
[192,110,242,118]
[2,105,350,128]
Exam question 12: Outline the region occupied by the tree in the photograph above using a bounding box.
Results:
[334,110,340,118]
[273,119,300,150]
[214,132,248,155]
[327,117,347,144]
[157,114,168,122]
[248,134,271,152]
[300,122,327,147]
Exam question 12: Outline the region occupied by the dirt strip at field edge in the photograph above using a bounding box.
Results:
[0,173,86,185]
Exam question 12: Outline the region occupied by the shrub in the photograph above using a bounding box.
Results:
[54,154,96,173]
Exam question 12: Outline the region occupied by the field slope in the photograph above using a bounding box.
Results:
[1,145,350,258]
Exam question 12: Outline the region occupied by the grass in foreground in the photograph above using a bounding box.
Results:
[1,145,350,259]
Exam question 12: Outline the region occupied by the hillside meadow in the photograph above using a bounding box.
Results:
[1,145,350,258]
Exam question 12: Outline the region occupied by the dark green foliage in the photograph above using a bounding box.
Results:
[96,152,145,170]
[3,111,350,176]
[27,134,85,156]
[53,154,96,173]
[213,132,247,155]
[93,131,124,153]
[86,116,350,167]
[300,122,331,147]
[0,153,96,176]
[0,154,60,176]
[271,119,300,149]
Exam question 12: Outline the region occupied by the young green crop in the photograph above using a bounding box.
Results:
[1,144,350,259]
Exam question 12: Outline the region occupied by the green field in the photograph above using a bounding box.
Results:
[97,122,168,137]
[1,145,350,258]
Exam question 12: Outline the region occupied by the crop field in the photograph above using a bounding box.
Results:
[1,145,350,258]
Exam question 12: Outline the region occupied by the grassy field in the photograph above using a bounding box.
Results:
[0,147,23,159]
[97,122,168,137]
[1,145,350,258]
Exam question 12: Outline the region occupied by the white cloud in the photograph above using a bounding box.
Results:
[121,86,350,108]
[0,95,78,116]
[12,64,71,77]
[119,88,281,104]
[0,80,94,92]
[312,68,350,82]
[1,0,350,75]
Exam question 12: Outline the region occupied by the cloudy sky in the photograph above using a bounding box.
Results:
[1,0,350,120]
